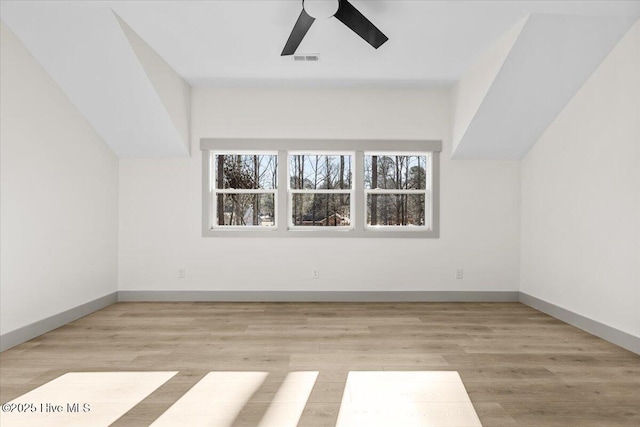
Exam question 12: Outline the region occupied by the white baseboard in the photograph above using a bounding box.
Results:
[117,290,520,302]
[0,292,118,351]
[2,291,637,356]
[519,292,640,355]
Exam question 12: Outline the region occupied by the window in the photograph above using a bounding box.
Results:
[365,153,432,229]
[210,153,277,228]
[202,139,441,237]
[289,154,354,229]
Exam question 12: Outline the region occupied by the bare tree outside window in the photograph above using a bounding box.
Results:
[203,140,440,237]
[213,154,277,227]
[364,154,430,227]
[289,154,353,227]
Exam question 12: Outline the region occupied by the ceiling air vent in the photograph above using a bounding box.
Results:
[293,54,319,62]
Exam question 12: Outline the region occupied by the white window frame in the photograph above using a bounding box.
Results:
[201,139,441,238]
[209,151,278,231]
[364,152,433,231]
[288,151,355,232]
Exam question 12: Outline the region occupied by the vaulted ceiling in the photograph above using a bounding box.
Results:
[1,1,639,158]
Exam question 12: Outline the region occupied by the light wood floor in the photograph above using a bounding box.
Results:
[1,302,639,426]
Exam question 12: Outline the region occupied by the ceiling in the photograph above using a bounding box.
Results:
[452,13,638,159]
[8,0,635,87]
[1,1,639,159]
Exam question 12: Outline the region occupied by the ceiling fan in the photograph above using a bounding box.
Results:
[281,0,389,56]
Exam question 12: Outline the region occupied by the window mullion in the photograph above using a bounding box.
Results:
[214,189,275,194]
[277,150,288,233]
[364,189,426,195]
[354,150,365,232]
[290,189,352,194]
[207,152,214,230]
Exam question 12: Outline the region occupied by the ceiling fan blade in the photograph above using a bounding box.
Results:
[281,9,316,56]
[334,0,388,49]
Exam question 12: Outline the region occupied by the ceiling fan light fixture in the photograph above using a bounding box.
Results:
[303,0,339,19]
[282,0,388,56]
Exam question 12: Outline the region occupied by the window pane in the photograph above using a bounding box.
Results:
[289,155,352,190]
[291,194,351,227]
[364,155,428,190]
[215,193,275,226]
[215,154,277,189]
[367,194,426,226]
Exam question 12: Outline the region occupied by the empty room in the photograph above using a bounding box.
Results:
[1,1,639,426]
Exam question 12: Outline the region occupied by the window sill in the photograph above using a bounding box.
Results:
[203,228,439,238]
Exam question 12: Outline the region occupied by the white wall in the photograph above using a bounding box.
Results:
[0,23,119,334]
[119,87,520,292]
[521,21,640,337]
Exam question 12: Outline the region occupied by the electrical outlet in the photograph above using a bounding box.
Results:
[311,268,320,279]
[455,268,463,279]
[178,268,186,279]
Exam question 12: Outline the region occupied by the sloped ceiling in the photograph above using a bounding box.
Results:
[452,13,638,159]
[0,2,190,158]
[1,1,639,159]
[115,13,191,154]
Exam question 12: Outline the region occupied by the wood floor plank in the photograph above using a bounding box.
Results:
[1,302,639,426]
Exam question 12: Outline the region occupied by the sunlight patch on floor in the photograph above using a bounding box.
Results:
[336,371,482,427]
[0,371,177,427]
[150,371,268,427]
[1,370,482,426]
[257,371,319,427]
